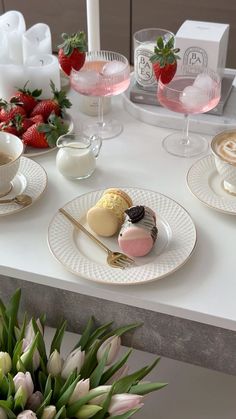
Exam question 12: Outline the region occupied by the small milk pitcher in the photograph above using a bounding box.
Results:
[56,133,102,179]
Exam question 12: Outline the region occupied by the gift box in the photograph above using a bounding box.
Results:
[175,20,230,77]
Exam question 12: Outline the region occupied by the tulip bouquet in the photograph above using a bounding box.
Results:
[0,289,166,419]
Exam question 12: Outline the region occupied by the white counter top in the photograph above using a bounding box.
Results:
[0,90,235,331]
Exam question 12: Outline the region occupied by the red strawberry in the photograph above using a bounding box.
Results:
[10,82,42,115]
[22,113,69,148]
[0,100,26,123]
[30,81,72,121]
[0,121,18,135]
[150,36,180,84]
[58,32,87,76]
[30,114,44,124]
[13,114,34,135]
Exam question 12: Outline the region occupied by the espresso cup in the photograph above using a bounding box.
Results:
[211,129,236,194]
[0,132,24,197]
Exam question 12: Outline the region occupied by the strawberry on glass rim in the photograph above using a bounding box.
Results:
[58,31,87,76]
[150,36,180,84]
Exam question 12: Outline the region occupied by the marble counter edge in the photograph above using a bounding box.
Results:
[1,266,236,333]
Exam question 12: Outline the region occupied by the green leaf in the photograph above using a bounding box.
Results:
[55,405,66,419]
[50,320,67,355]
[112,367,148,394]
[129,381,168,395]
[100,348,132,385]
[0,400,16,419]
[52,375,64,403]
[0,374,10,398]
[137,357,161,381]
[12,339,23,372]
[157,36,164,49]
[90,348,108,388]
[7,374,15,398]
[75,316,95,351]
[44,374,52,399]
[5,289,21,355]
[32,317,47,364]
[15,313,27,343]
[80,340,100,378]
[38,371,47,393]
[56,375,81,410]
[84,322,113,351]
[102,323,142,340]
[58,371,77,398]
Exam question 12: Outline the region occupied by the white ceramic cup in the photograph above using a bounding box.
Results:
[211,129,236,195]
[0,132,24,197]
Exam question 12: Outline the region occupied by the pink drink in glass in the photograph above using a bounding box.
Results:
[71,60,130,97]
[158,75,221,114]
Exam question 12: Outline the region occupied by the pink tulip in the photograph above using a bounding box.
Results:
[13,372,34,399]
[97,336,121,366]
[26,391,43,411]
[61,347,85,380]
[16,410,37,419]
[69,379,90,404]
[108,394,144,416]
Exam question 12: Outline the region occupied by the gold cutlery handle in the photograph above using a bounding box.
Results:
[59,208,111,254]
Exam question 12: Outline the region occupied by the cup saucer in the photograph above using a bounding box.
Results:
[0,157,47,216]
[187,155,236,215]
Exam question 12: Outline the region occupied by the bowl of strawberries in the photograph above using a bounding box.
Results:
[0,81,73,157]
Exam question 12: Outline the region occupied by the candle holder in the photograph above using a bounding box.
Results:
[133,28,174,89]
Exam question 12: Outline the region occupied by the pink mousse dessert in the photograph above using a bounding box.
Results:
[118,205,158,257]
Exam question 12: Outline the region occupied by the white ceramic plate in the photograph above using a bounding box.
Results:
[48,188,197,285]
[187,155,236,215]
[0,156,47,216]
[23,112,74,157]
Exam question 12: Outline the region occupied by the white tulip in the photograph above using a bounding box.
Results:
[61,347,85,380]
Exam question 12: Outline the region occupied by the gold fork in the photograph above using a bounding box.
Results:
[59,208,134,269]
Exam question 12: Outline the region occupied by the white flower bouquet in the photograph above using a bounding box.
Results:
[0,289,167,419]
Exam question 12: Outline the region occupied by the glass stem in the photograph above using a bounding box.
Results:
[98,96,105,127]
[181,114,190,145]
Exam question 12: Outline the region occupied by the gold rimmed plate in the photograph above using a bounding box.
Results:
[47,187,197,285]
[187,155,236,215]
[0,156,47,216]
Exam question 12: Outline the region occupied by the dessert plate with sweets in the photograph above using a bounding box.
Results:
[48,187,197,285]
[0,81,74,157]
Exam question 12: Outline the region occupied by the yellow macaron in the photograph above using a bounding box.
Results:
[87,188,133,237]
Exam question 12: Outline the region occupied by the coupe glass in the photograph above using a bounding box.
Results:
[157,66,221,157]
[70,50,130,140]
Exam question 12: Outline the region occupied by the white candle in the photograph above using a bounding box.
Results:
[22,23,52,63]
[0,30,11,64]
[0,64,26,100]
[0,11,26,64]
[25,54,61,98]
[86,0,100,51]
